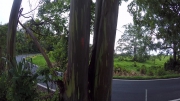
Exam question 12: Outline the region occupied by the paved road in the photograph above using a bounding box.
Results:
[16,55,180,101]
[112,79,180,101]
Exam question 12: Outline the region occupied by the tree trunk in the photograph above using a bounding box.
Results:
[7,0,22,69]
[89,0,119,101]
[173,42,177,69]
[65,0,91,100]
[133,37,137,61]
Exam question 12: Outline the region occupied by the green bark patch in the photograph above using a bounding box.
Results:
[66,68,75,98]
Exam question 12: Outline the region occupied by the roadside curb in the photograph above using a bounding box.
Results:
[113,77,180,81]
[37,83,56,92]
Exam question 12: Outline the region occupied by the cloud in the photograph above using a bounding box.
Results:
[0,0,13,24]
[115,0,133,48]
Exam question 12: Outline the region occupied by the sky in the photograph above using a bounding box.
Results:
[0,0,133,49]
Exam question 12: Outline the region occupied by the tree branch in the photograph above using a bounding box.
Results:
[21,0,43,16]
[18,21,53,69]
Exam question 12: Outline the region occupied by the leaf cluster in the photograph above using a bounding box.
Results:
[1,58,39,101]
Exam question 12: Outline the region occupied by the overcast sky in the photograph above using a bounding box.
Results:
[0,0,133,48]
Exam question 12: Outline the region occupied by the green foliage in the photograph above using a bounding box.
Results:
[128,0,180,70]
[0,73,7,101]
[40,35,58,52]
[164,57,180,71]
[133,61,137,67]
[37,90,59,101]
[1,58,39,101]
[140,65,146,74]
[36,66,52,92]
[116,23,153,62]
[0,57,60,101]
[37,0,70,35]
[114,64,131,76]
[29,54,62,83]
[139,65,166,76]
[0,24,8,57]
[113,74,180,80]
[156,67,166,76]
[48,35,68,71]
[16,29,40,54]
[114,55,178,78]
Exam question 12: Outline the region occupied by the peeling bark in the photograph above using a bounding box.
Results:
[89,0,119,101]
[66,0,91,101]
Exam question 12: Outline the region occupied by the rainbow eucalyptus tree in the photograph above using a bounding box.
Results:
[65,0,119,101]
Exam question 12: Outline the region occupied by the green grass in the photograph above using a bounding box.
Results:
[30,54,180,80]
[27,54,55,68]
[113,56,170,74]
[114,56,170,71]
[113,56,180,79]
[113,74,180,80]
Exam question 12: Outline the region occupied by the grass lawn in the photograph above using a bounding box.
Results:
[113,74,180,80]
[30,54,180,79]
[27,54,55,68]
[113,56,180,79]
[114,56,169,71]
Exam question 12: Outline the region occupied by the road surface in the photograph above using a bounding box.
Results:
[112,79,180,101]
[16,55,180,101]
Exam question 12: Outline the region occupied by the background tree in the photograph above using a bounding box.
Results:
[49,34,68,71]
[0,24,8,71]
[16,29,40,54]
[116,23,153,62]
[37,0,70,35]
[128,0,180,70]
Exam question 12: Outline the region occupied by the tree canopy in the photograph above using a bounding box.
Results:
[126,0,180,69]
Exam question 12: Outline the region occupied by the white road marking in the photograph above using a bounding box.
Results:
[169,98,180,101]
[145,89,147,101]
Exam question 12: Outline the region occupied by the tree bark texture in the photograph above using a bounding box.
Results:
[66,0,91,101]
[7,0,22,68]
[89,0,119,101]
[173,42,177,69]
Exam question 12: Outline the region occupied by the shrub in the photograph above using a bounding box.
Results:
[146,67,154,76]
[48,35,68,71]
[0,73,7,101]
[164,58,180,71]
[137,67,140,72]
[113,65,131,76]
[140,65,146,74]
[117,56,124,61]
[147,66,166,76]
[6,59,39,101]
[134,61,137,67]
[155,67,166,76]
